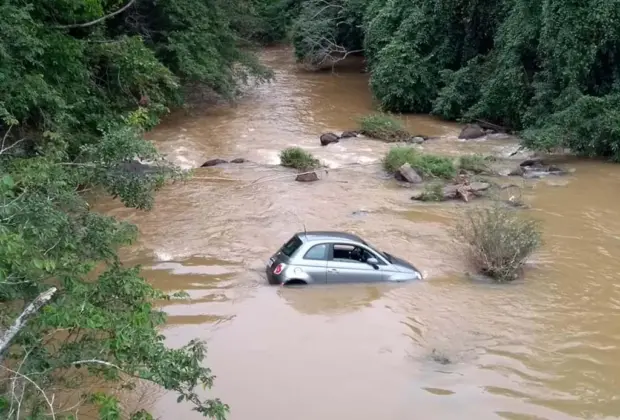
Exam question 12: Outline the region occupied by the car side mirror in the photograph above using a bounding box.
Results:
[366,257,379,267]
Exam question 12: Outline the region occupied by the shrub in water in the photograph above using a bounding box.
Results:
[383,147,456,179]
[452,204,542,282]
[358,113,410,141]
[459,154,491,174]
[280,147,320,170]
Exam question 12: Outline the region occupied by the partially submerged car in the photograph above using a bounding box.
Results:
[266,231,422,286]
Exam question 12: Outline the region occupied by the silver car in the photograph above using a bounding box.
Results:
[266,231,423,286]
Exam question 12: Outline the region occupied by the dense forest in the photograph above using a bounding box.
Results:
[1,0,619,418]
[291,0,620,160]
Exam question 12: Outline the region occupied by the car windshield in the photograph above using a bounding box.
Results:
[280,235,303,257]
[364,241,392,263]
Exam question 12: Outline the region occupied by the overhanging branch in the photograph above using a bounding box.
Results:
[52,0,136,29]
[0,287,57,362]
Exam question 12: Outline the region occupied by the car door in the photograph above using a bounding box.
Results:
[326,243,385,283]
[298,243,329,283]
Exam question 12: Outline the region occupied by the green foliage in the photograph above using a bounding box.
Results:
[452,204,542,282]
[0,0,276,417]
[418,182,444,202]
[383,147,456,178]
[458,154,490,174]
[279,147,320,170]
[358,113,409,141]
[361,0,620,159]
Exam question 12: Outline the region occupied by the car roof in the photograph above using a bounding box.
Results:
[294,231,366,244]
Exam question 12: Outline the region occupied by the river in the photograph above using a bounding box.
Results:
[98,47,620,420]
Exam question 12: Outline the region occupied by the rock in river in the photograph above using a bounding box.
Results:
[296,172,319,182]
[458,124,486,140]
[340,131,358,138]
[320,132,340,146]
[201,158,228,167]
[395,163,423,183]
[230,158,246,164]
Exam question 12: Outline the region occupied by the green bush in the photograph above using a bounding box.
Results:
[459,154,490,174]
[452,204,542,282]
[280,147,320,170]
[383,147,456,179]
[419,183,445,201]
[358,113,410,141]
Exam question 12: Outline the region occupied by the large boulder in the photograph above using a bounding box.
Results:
[395,163,423,183]
[406,136,426,144]
[458,124,485,140]
[320,133,340,146]
[296,172,319,182]
[201,158,228,167]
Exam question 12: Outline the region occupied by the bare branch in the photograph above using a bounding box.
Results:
[0,365,56,420]
[0,287,57,362]
[52,0,136,29]
[0,138,26,155]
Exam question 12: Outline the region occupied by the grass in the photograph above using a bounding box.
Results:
[358,113,410,141]
[459,154,491,174]
[451,204,542,282]
[279,147,320,170]
[419,183,445,201]
[383,147,456,179]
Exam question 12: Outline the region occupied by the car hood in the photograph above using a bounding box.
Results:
[391,255,421,276]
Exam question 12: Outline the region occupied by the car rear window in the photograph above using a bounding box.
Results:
[280,235,303,257]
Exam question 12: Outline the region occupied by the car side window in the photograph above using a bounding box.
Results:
[332,244,384,264]
[303,244,329,261]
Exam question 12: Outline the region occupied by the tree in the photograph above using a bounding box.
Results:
[0,0,275,418]
[290,0,365,70]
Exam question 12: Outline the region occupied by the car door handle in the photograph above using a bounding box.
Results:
[329,268,338,272]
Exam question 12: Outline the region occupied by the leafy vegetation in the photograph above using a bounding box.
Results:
[0,0,280,418]
[458,154,491,174]
[383,147,456,179]
[452,204,542,282]
[418,183,445,202]
[358,113,410,141]
[287,0,620,160]
[280,147,320,170]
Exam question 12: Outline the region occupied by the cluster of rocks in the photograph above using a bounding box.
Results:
[320,131,359,146]
[411,181,491,202]
[502,157,572,179]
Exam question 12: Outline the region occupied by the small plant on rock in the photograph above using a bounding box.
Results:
[383,147,456,178]
[358,113,410,141]
[280,147,320,170]
[452,204,542,282]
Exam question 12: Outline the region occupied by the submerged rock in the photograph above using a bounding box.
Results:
[458,124,485,140]
[230,158,246,164]
[406,136,426,144]
[395,163,423,183]
[201,158,228,167]
[340,131,358,138]
[295,172,319,182]
[320,132,340,146]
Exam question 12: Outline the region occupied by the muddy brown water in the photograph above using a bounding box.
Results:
[96,47,620,419]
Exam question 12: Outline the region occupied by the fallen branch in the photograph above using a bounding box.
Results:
[52,0,136,29]
[0,287,57,362]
